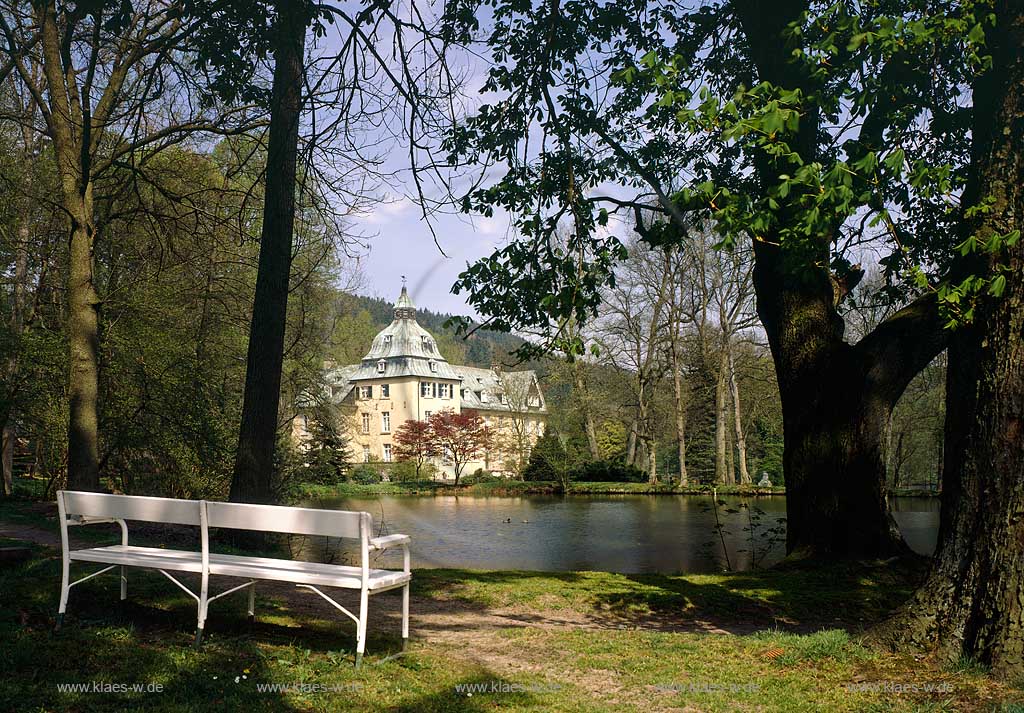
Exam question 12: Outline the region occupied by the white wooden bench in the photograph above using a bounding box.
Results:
[56,490,411,665]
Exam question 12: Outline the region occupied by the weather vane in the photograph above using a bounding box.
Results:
[401,275,407,286]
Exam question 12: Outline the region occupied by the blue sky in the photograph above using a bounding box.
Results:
[347,194,509,318]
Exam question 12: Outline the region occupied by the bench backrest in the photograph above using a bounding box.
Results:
[59,490,202,526]
[204,501,370,540]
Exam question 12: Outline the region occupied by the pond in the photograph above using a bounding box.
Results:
[298,494,940,574]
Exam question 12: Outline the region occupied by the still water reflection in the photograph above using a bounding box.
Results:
[296,494,939,574]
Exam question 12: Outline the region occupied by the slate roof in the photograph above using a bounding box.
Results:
[311,287,547,415]
[453,366,546,413]
[347,286,461,382]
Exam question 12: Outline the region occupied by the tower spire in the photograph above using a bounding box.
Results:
[394,283,416,320]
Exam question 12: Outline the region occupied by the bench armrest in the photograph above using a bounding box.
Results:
[369,534,410,551]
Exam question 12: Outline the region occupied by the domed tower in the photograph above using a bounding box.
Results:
[346,286,463,464]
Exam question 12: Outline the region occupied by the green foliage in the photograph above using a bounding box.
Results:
[460,469,500,485]
[571,460,646,483]
[521,433,568,482]
[439,0,1001,356]
[594,421,627,461]
[348,464,381,484]
[386,460,420,483]
[297,406,351,485]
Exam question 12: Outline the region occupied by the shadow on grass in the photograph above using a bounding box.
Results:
[411,559,925,635]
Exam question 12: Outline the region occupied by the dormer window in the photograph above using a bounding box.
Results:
[422,336,433,353]
[498,393,506,404]
[480,391,488,403]
[429,360,437,373]
[377,359,386,374]
[383,335,392,346]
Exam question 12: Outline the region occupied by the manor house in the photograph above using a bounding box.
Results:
[300,286,547,478]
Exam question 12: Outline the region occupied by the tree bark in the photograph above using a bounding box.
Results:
[230,0,307,504]
[572,360,601,459]
[714,344,729,484]
[66,211,101,491]
[647,438,657,484]
[735,0,949,557]
[727,347,751,484]
[670,353,688,486]
[873,0,1024,677]
[625,419,637,466]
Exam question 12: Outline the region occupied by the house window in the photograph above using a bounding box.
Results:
[421,381,431,398]
[429,360,437,373]
[361,413,370,434]
[383,334,392,346]
[422,336,433,353]
[460,388,466,399]
[377,359,386,374]
[381,412,391,433]
[425,410,432,418]
[381,384,390,398]
[480,391,488,403]
[383,444,393,463]
[498,393,506,404]
[359,385,372,399]
[363,446,370,463]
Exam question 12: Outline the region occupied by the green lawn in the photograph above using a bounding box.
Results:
[0,524,1020,712]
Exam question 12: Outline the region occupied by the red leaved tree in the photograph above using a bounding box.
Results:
[393,419,439,479]
[427,410,492,485]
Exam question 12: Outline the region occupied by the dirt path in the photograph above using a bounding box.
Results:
[0,520,60,546]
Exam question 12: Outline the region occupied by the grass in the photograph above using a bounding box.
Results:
[0,538,1019,711]
[0,493,1009,712]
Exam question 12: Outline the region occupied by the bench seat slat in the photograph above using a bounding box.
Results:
[69,545,410,590]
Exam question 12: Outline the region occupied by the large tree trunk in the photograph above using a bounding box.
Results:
[66,211,101,491]
[37,0,103,491]
[727,347,751,484]
[753,236,949,557]
[230,1,307,505]
[735,0,948,558]
[874,0,1024,677]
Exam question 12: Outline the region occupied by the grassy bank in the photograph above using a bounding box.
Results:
[294,480,787,500]
[0,526,1018,712]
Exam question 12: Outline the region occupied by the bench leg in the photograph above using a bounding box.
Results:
[247,582,256,623]
[402,582,410,650]
[355,586,368,668]
[120,566,127,602]
[194,573,209,649]
[56,556,70,630]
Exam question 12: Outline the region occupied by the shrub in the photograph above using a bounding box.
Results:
[522,433,570,482]
[348,464,381,484]
[522,452,559,481]
[572,459,646,483]
[462,469,500,485]
[388,460,418,482]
